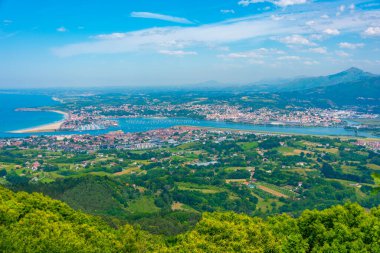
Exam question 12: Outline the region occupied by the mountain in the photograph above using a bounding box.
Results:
[281,76,380,112]
[263,67,377,92]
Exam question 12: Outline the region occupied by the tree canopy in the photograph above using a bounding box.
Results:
[1,186,380,252]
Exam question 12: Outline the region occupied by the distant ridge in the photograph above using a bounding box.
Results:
[237,67,379,111]
[281,74,380,112]
[189,67,378,93]
[260,67,377,92]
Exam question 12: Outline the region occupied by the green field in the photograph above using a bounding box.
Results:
[177,182,224,194]
[126,196,160,215]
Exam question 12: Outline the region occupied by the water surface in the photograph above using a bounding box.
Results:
[0,94,63,137]
[0,94,375,138]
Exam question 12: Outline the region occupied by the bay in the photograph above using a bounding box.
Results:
[0,93,63,136]
[0,94,375,138]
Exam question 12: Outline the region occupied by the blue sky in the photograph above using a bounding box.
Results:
[0,0,380,87]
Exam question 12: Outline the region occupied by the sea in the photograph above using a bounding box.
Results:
[0,93,64,137]
[0,93,376,138]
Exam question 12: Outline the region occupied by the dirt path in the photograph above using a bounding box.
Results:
[257,185,288,198]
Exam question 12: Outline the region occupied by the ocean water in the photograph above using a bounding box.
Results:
[0,93,64,137]
[0,93,375,138]
[117,118,374,138]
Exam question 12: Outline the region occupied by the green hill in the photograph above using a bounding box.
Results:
[241,67,377,92]
[1,186,380,252]
[11,176,141,219]
[275,67,377,91]
[281,76,380,112]
[0,186,163,252]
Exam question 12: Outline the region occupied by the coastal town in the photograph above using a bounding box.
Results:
[1,127,240,152]
[12,102,379,135]
[1,126,379,154]
[74,102,378,127]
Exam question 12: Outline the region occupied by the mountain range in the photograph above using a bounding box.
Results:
[235,67,375,91]
[186,67,378,92]
[188,67,379,110]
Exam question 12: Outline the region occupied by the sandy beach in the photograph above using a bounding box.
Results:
[10,110,69,134]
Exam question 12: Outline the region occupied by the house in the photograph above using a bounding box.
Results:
[31,161,41,171]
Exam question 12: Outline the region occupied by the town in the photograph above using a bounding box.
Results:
[2,126,380,153]
[34,97,380,132]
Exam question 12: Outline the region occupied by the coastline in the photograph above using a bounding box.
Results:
[176,125,380,140]
[9,110,69,134]
[5,114,378,139]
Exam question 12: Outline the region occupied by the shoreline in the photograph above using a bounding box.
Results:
[176,125,380,140]
[9,110,69,134]
[5,115,379,139]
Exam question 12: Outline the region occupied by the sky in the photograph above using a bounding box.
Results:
[0,0,380,87]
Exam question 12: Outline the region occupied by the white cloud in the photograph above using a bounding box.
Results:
[336,50,350,57]
[158,50,197,56]
[53,18,299,57]
[219,48,284,59]
[271,15,284,21]
[309,47,327,54]
[215,46,230,52]
[0,31,19,39]
[278,55,301,60]
[130,12,193,24]
[57,27,67,32]
[363,3,380,8]
[221,9,235,14]
[278,34,316,46]
[238,0,308,7]
[221,52,260,59]
[94,33,127,40]
[219,48,286,65]
[304,60,319,65]
[339,42,364,49]
[309,34,323,40]
[323,28,340,35]
[52,9,380,57]
[336,4,345,16]
[238,0,265,7]
[3,19,13,25]
[275,0,308,7]
[363,27,380,36]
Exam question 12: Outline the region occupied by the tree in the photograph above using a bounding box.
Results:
[373,173,380,193]
[0,168,7,177]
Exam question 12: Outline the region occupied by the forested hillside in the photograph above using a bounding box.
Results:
[282,76,380,112]
[3,134,380,238]
[1,186,380,252]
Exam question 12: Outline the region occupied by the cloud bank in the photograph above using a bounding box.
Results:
[130,12,193,24]
[52,4,380,58]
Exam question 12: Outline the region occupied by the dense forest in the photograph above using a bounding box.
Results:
[2,133,380,238]
[1,186,380,252]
